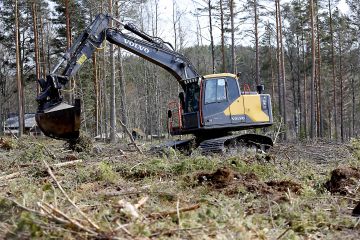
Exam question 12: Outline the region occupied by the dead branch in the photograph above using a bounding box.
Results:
[134,196,149,209]
[118,119,143,154]
[148,204,200,219]
[41,202,96,235]
[0,172,23,181]
[41,158,100,231]
[150,226,207,238]
[37,202,71,225]
[52,159,83,168]
[0,160,83,182]
[273,117,283,144]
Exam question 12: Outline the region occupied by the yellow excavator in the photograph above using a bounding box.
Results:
[35,14,273,153]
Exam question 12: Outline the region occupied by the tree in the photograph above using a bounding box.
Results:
[15,0,24,137]
[310,0,316,139]
[109,0,117,143]
[229,0,237,73]
[208,0,216,73]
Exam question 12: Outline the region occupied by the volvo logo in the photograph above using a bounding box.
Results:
[124,39,150,53]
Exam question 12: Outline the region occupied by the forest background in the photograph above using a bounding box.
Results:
[1,0,359,142]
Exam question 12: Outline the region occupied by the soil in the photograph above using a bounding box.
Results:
[196,167,302,198]
[65,134,93,152]
[325,166,360,195]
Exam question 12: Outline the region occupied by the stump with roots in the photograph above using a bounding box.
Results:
[65,133,93,153]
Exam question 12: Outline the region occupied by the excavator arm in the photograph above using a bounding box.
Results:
[36,13,199,140]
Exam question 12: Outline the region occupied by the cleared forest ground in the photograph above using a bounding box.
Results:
[1,136,360,239]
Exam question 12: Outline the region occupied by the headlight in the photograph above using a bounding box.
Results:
[261,96,268,110]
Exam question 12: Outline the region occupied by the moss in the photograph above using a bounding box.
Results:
[17,144,44,162]
[0,137,17,150]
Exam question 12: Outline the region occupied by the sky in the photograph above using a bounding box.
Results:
[48,0,351,48]
[152,0,350,48]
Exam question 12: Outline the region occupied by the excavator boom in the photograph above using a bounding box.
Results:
[36,14,199,140]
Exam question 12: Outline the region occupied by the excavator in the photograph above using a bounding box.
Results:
[35,13,273,153]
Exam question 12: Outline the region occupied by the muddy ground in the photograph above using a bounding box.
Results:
[1,136,360,239]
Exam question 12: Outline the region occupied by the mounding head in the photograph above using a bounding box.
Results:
[35,100,81,140]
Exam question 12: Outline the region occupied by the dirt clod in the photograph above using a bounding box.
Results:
[325,166,360,195]
[266,180,302,194]
[65,134,93,153]
[352,201,360,216]
[196,168,302,197]
[197,167,238,188]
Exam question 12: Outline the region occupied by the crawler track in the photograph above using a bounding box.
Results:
[199,133,273,154]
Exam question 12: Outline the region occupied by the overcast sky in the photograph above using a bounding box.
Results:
[48,0,350,48]
[152,0,350,48]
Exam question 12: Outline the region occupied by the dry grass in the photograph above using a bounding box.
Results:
[1,137,360,239]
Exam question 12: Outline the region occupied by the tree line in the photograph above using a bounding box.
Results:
[1,0,359,142]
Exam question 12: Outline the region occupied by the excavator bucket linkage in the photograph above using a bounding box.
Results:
[35,99,81,140]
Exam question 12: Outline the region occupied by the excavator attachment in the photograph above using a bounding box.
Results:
[36,99,81,140]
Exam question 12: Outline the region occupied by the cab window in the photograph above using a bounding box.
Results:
[204,78,227,104]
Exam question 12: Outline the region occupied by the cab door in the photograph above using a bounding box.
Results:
[202,78,232,126]
[227,78,245,124]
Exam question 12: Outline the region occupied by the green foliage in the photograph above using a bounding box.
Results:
[96,161,118,183]
[76,161,118,184]
[17,144,44,162]
[0,137,17,150]
[227,157,278,180]
[13,212,43,238]
[350,138,360,160]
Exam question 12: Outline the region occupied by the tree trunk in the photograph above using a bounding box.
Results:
[31,1,40,94]
[338,25,344,142]
[278,0,287,139]
[115,2,127,128]
[220,0,226,73]
[230,0,236,73]
[296,34,302,137]
[93,53,99,136]
[267,23,275,108]
[302,31,308,138]
[65,0,73,103]
[109,0,117,143]
[254,0,260,85]
[208,0,215,73]
[310,0,316,139]
[15,0,24,137]
[275,0,282,118]
[328,0,337,140]
[39,14,47,78]
[352,76,355,137]
[172,0,177,51]
[316,9,323,137]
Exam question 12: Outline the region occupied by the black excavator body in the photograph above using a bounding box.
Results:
[34,13,273,153]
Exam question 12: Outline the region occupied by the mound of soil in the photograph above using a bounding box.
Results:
[196,167,302,197]
[266,180,302,194]
[197,167,240,188]
[66,134,93,153]
[325,166,360,195]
